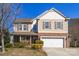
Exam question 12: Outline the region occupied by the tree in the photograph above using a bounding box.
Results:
[4,29,10,45]
[0,3,21,53]
[69,27,78,47]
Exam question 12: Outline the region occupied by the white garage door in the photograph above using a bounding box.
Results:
[41,37,63,48]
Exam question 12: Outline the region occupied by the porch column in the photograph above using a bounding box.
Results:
[10,35,13,44]
[20,35,22,42]
[30,36,32,47]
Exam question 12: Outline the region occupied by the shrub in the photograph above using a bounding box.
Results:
[32,44,43,49]
[21,40,29,46]
[76,41,79,47]
[35,40,43,44]
[32,40,43,49]
[5,43,13,48]
[70,40,79,47]
[14,42,25,48]
[70,41,75,47]
[4,29,10,45]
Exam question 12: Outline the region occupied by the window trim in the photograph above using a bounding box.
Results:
[23,24,28,31]
[17,24,22,31]
[43,21,51,29]
[54,21,63,29]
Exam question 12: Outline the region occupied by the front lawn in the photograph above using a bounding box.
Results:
[0,48,47,56]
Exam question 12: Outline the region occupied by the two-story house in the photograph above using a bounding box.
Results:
[10,19,38,46]
[10,8,70,48]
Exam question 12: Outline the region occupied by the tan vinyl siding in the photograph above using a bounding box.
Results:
[38,19,68,33]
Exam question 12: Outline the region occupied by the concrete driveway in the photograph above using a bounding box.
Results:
[43,48,79,56]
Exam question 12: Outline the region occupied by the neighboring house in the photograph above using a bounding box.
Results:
[10,8,70,48]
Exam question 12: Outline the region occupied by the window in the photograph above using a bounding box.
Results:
[17,24,22,30]
[23,24,28,31]
[55,22,63,29]
[43,22,51,29]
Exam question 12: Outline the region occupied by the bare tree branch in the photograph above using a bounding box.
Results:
[0,3,21,52]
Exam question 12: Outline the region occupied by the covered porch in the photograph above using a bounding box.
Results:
[10,32,38,47]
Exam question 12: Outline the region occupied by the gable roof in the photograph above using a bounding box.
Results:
[51,8,67,18]
[33,8,69,20]
[14,18,33,24]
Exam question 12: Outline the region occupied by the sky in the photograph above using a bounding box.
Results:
[17,3,79,19]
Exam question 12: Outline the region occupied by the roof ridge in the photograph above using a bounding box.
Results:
[33,8,69,20]
[49,8,67,18]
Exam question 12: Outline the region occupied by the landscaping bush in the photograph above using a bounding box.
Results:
[70,40,79,47]
[21,40,29,46]
[76,41,79,47]
[14,42,25,48]
[4,29,10,45]
[35,40,43,44]
[70,41,75,47]
[32,40,43,49]
[5,43,13,48]
[32,44,43,49]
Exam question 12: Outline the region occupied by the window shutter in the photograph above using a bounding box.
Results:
[49,22,51,29]
[27,24,28,31]
[54,22,56,29]
[54,22,63,29]
[61,22,63,29]
[43,22,44,29]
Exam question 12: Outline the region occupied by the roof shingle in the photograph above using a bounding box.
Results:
[10,32,37,35]
[14,18,33,24]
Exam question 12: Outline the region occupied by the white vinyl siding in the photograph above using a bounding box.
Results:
[55,22,63,29]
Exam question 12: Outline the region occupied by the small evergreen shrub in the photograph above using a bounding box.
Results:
[32,40,43,49]
[32,44,43,49]
[5,43,13,48]
[14,42,25,48]
[76,41,79,47]
[35,40,43,44]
